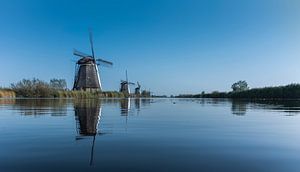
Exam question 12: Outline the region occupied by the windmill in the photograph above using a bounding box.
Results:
[120,70,135,95]
[135,82,141,95]
[73,31,113,91]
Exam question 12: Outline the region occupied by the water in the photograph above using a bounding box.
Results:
[0,98,300,172]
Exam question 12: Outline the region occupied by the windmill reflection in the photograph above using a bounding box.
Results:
[141,98,151,107]
[135,98,141,115]
[120,98,146,116]
[74,99,102,166]
[120,98,131,116]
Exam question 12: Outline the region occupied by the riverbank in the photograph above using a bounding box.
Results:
[176,84,300,99]
[0,89,135,98]
[4,78,151,98]
[0,89,153,99]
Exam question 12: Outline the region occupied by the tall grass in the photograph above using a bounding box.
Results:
[7,78,150,98]
[0,89,16,98]
[9,78,128,98]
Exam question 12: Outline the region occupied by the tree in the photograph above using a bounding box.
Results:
[231,80,249,92]
[50,79,67,90]
[11,78,53,97]
[141,90,151,97]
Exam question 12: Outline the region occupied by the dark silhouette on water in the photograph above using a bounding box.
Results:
[135,98,141,115]
[74,99,102,166]
[120,98,131,117]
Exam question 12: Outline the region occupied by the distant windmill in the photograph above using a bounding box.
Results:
[135,82,141,95]
[120,70,135,94]
[73,31,113,91]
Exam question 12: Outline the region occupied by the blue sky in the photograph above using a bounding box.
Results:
[1,0,300,95]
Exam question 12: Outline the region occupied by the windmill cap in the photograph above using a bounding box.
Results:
[77,57,95,64]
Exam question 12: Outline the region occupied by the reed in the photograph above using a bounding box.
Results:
[0,89,16,98]
[8,78,150,98]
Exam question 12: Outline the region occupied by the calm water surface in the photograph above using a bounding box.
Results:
[0,98,300,172]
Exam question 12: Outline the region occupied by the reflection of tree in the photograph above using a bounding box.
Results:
[141,98,151,107]
[0,99,16,105]
[11,99,68,116]
[251,100,300,115]
[231,100,247,116]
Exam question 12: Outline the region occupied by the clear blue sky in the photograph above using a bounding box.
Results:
[1,0,300,95]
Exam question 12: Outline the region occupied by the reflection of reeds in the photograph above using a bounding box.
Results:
[11,99,69,116]
[57,91,126,98]
[0,90,16,98]
[0,98,16,104]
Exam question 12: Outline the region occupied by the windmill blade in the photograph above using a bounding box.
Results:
[74,49,91,58]
[89,29,95,59]
[96,58,113,66]
[96,63,113,68]
[128,82,135,85]
[125,71,128,82]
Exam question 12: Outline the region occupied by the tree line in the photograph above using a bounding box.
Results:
[10,78,67,97]
[176,81,300,99]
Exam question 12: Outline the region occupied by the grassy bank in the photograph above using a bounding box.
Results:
[6,78,151,98]
[1,89,130,98]
[0,89,16,98]
[176,84,300,99]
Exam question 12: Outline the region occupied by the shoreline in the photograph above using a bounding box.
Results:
[0,90,149,99]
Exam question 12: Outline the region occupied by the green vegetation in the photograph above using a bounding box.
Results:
[229,84,300,99]
[141,90,151,97]
[7,78,150,98]
[11,78,57,97]
[231,80,249,92]
[49,79,67,90]
[177,82,300,99]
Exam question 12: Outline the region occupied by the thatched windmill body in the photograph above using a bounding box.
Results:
[73,32,113,91]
